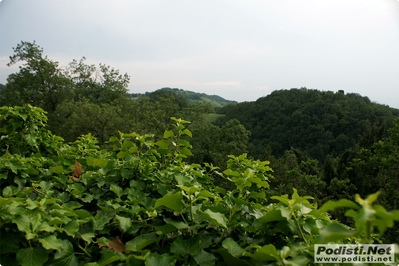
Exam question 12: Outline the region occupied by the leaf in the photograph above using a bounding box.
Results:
[98,250,121,266]
[319,198,359,212]
[125,232,157,252]
[317,223,356,243]
[170,235,212,258]
[50,165,64,174]
[16,247,48,266]
[163,130,174,138]
[193,250,216,266]
[182,128,192,137]
[63,220,79,236]
[115,215,132,232]
[170,237,202,256]
[70,160,82,180]
[108,236,125,253]
[202,209,227,228]
[39,235,64,252]
[222,238,244,257]
[243,244,279,262]
[86,157,109,167]
[154,192,183,212]
[145,253,176,266]
[51,240,79,266]
[110,184,124,198]
[180,147,193,156]
[223,169,241,177]
[219,249,251,266]
[12,215,32,237]
[80,232,95,243]
[155,139,170,149]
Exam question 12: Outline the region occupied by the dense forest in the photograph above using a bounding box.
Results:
[1,41,399,265]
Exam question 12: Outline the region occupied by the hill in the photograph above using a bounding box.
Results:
[131,87,237,108]
[215,88,399,161]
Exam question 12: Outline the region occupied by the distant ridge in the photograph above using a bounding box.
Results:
[215,87,399,160]
[131,87,237,108]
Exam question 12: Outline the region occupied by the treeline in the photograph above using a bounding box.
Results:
[216,88,399,161]
[0,41,249,167]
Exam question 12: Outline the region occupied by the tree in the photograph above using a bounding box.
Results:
[2,41,74,111]
[64,57,130,104]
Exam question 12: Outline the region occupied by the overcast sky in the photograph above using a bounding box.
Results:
[1,0,399,108]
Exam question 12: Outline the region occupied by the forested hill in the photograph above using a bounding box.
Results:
[216,88,399,161]
[132,87,237,108]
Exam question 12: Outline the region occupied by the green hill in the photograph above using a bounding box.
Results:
[216,88,399,161]
[131,87,237,108]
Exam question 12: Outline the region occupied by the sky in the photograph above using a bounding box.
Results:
[1,0,399,108]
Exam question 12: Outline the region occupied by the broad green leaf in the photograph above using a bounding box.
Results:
[271,195,290,205]
[63,220,79,236]
[170,237,202,256]
[93,211,113,231]
[110,183,124,198]
[155,139,170,149]
[193,250,216,266]
[182,128,192,137]
[202,209,227,228]
[86,157,109,167]
[16,247,48,266]
[31,213,42,232]
[222,238,244,257]
[39,235,64,252]
[145,253,176,266]
[125,232,157,252]
[98,250,121,266]
[154,224,177,235]
[223,169,240,177]
[75,209,93,219]
[164,218,190,230]
[319,198,359,212]
[317,223,356,243]
[50,165,64,174]
[197,190,215,199]
[12,215,31,236]
[3,185,19,197]
[243,244,279,262]
[180,147,193,156]
[154,192,183,212]
[115,215,132,232]
[219,249,251,266]
[163,130,174,138]
[81,232,95,243]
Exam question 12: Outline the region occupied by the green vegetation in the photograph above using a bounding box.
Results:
[1,105,399,265]
[1,41,399,265]
[216,88,399,161]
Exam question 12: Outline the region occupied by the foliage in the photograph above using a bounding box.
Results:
[216,88,399,161]
[1,105,398,265]
[3,41,74,112]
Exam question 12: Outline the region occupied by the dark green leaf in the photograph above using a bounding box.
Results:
[51,240,79,266]
[39,235,64,252]
[125,232,157,252]
[145,253,176,266]
[317,223,356,243]
[222,238,244,257]
[154,192,183,212]
[16,247,48,266]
